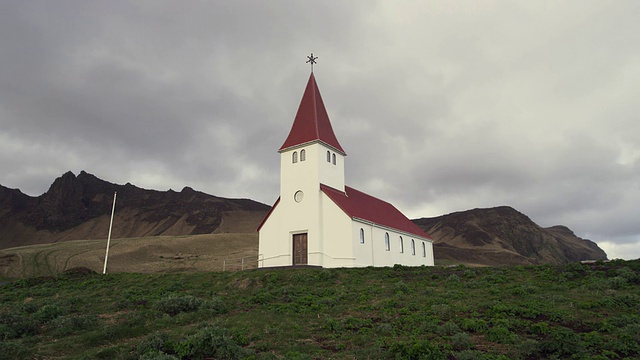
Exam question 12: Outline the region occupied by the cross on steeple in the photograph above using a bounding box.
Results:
[306,53,318,72]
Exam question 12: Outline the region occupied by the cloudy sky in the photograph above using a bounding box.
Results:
[1,1,638,259]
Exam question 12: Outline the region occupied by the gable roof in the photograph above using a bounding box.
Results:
[279,73,346,155]
[320,184,432,240]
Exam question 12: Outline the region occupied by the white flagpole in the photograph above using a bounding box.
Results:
[103,191,117,274]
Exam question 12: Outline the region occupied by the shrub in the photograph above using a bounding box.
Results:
[438,321,461,336]
[393,281,409,294]
[462,269,476,279]
[581,331,605,350]
[342,316,373,332]
[460,318,488,333]
[608,276,628,289]
[139,350,179,360]
[606,323,640,356]
[49,314,99,336]
[136,332,174,357]
[486,326,518,344]
[516,339,540,358]
[452,350,489,360]
[530,321,551,335]
[174,325,252,360]
[446,274,460,284]
[154,294,204,316]
[0,340,33,360]
[282,351,314,360]
[35,304,64,323]
[539,327,584,357]
[115,289,150,310]
[388,339,447,360]
[249,290,274,305]
[451,332,474,351]
[615,267,639,283]
[154,294,225,317]
[0,312,39,339]
[430,304,451,317]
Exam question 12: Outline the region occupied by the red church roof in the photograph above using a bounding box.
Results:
[279,73,346,154]
[320,184,432,240]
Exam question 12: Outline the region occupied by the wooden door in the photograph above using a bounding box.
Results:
[292,233,308,265]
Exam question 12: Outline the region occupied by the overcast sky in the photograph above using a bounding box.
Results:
[1,1,638,260]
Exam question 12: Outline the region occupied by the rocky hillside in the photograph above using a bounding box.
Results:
[413,206,607,266]
[1,173,607,266]
[0,171,270,249]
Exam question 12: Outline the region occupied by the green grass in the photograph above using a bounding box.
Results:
[0,260,638,359]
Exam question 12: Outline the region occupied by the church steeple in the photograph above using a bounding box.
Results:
[279,73,346,155]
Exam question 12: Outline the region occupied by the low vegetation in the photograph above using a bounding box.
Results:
[0,260,638,359]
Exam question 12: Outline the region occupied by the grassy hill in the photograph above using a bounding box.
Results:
[0,233,259,278]
[1,260,638,359]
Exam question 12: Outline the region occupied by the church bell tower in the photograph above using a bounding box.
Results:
[278,72,347,206]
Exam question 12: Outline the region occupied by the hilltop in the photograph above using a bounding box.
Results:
[0,260,638,359]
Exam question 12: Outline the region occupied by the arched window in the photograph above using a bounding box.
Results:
[332,153,336,165]
[385,233,390,251]
[399,236,404,253]
[411,239,416,255]
[300,149,306,161]
[422,242,427,257]
[327,151,331,162]
[359,228,365,244]
[292,151,298,163]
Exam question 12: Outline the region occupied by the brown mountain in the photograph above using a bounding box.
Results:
[0,171,270,249]
[1,173,607,267]
[412,206,607,266]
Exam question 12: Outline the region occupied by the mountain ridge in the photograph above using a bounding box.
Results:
[413,206,607,265]
[0,171,271,249]
[0,172,607,265]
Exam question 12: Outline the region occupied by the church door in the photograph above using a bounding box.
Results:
[292,233,308,265]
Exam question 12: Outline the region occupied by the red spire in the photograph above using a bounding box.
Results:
[279,73,346,154]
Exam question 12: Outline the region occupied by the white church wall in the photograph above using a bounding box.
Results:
[317,193,355,267]
[280,145,319,203]
[258,205,291,267]
[424,240,435,266]
[369,225,433,267]
[352,220,374,267]
[315,144,345,192]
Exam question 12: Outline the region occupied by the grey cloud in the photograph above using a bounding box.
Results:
[1,1,639,259]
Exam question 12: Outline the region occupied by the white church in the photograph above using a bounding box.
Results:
[258,71,434,268]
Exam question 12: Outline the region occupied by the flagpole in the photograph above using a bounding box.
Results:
[103,191,117,274]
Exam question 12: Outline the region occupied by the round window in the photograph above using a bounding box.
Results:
[294,190,304,203]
